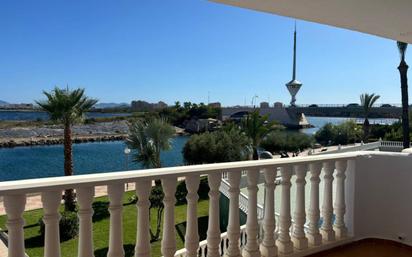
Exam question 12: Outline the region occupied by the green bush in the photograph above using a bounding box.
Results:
[39,211,79,241]
[260,131,313,154]
[315,121,362,146]
[92,201,110,222]
[128,177,210,206]
[175,176,210,205]
[183,128,251,164]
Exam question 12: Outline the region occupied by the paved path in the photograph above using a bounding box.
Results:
[0,240,7,257]
[0,183,136,216]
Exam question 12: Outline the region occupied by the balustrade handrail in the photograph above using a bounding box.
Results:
[220,179,265,219]
[0,152,362,195]
[3,151,412,257]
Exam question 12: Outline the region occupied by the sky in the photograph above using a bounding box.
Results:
[0,0,409,106]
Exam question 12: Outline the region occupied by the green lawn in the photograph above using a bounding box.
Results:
[0,191,210,257]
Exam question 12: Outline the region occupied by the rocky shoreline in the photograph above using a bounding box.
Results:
[0,134,127,148]
[0,121,130,148]
[0,120,187,148]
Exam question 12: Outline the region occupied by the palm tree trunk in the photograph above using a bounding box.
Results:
[398,59,410,149]
[253,147,259,160]
[363,118,370,142]
[64,122,76,212]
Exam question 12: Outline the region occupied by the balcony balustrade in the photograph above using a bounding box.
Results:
[1,151,412,257]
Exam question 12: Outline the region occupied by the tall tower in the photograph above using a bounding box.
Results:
[285,23,302,107]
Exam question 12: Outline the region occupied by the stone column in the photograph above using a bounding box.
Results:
[243,169,260,257]
[334,160,348,239]
[277,166,293,254]
[42,191,62,257]
[108,183,125,257]
[307,162,322,246]
[292,165,308,250]
[4,194,26,257]
[321,161,335,242]
[161,177,177,257]
[135,180,152,257]
[207,172,222,257]
[260,167,278,257]
[185,175,200,257]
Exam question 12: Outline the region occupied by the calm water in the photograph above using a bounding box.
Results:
[301,116,399,135]
[0,136,187,181]
[0,111,131,121]
[0,115,400,181]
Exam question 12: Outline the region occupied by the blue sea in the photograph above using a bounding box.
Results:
[0,137,187,181]
[0,113,399,182]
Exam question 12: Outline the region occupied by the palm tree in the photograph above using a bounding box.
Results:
[241,110,274,160]
[36,87,97,211]
[126,117,175,242]
[397,41,410,149]
[360,93,380,142]
[126,117,175,169]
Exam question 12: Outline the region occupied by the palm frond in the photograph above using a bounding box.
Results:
[36,87,97,124]
[126,118,174,169]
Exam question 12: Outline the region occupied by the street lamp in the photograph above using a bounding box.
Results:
[124,147,131,190]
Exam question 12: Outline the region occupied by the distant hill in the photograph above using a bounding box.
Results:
[0,100,9,106]
[94,102,130,109]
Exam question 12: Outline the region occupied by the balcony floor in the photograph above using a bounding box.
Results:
[308,239,412,257]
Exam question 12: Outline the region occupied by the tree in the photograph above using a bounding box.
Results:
[183,127,251,164]
[36,87,97,212]
[241,110,275,160]
[397,41,410,149]
[315,121,362,146]
[127,118,174,169]
[360,93,380,142]
[126,117,175,242]
[260,131,313,155]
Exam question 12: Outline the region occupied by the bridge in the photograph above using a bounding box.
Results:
[221,105,310,128]
[222,104,404,125]
[288,105,403,118]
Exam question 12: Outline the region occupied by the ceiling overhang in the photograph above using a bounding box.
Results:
[210,0,412,43]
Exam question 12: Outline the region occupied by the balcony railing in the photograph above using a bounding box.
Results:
[1,151,412,257]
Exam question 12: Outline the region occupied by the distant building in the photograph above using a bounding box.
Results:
[274,102,284,108]
[0,103,34,110]
[131,100,168,112]
[185,118,221,133]
[260,102,270,108]
[208,102,221,108]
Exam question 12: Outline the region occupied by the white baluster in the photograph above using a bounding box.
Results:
[135,180,152,257]
[161,177,177,257]
[276,166,293,254]
[334,160,348,239]
[243,169,260,257]
[77,187,95,257]
[321,162,335,242]
[107,183,125,257]
[42,191,62,257]
[307,163,322,246]
[4,195,26,257]
[292,165,308,250]
[226,171,241,257]
[185,175,200,257]
[207,172,222,257]
[260,167,278,257]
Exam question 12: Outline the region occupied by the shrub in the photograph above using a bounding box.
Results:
[175,176,209,205]
[315,121,362,146]
[183,128,251,164]
[260,131,313,154]
[39,211,79,241]
[92,201,110,222]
